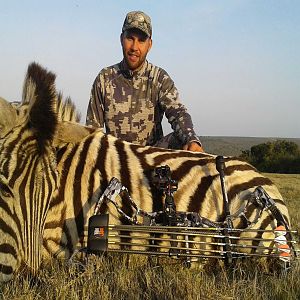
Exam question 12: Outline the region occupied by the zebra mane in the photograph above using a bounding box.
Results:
[22,62,57,151]
[20,62,93,147]
[22,62,81,124]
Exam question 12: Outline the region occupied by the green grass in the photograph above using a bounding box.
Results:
[1,174,300,300]
[265,173,300,231]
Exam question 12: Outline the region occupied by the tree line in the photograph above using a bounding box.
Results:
[239,140,300,174]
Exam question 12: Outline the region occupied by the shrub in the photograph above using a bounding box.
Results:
[240,140,300,174]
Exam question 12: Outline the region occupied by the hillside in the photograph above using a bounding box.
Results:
[200,136,300,156]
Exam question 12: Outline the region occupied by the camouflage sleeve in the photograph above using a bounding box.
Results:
[85,74,105,129]
[158,70,202,146]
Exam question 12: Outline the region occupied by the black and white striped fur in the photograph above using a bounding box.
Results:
[0,62,290,282]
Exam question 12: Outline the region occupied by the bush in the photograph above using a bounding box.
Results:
[240,140,300,174]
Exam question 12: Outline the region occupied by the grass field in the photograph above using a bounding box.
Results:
[1,174,299,300]
[266,173,300,232]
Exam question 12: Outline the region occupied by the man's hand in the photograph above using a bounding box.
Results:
[183,142,204,152]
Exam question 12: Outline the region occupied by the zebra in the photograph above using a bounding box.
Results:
[0,62,291,282]
[0,62,91,282]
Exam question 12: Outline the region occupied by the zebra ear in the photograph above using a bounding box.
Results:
[54,121,95,146]
[0,97,18,138]
[25,62,58,152]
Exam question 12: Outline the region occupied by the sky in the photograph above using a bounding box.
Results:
[0,1,299,138]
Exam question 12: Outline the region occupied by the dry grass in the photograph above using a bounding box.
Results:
[1,256,300,300]
[1,173,299,300]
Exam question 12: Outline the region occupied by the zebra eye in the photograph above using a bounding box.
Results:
[0,181,13,198]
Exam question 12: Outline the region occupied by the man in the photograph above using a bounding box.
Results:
[86,11,204,152]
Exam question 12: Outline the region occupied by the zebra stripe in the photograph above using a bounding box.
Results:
[43,130,289,252]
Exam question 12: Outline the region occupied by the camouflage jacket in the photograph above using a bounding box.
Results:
[86,60,201,147]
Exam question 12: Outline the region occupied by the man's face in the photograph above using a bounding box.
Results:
[121,29,152,71]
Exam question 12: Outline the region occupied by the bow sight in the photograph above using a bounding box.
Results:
[152,165,178,226]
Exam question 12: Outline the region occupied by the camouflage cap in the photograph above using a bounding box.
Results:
[122,11,152,37]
